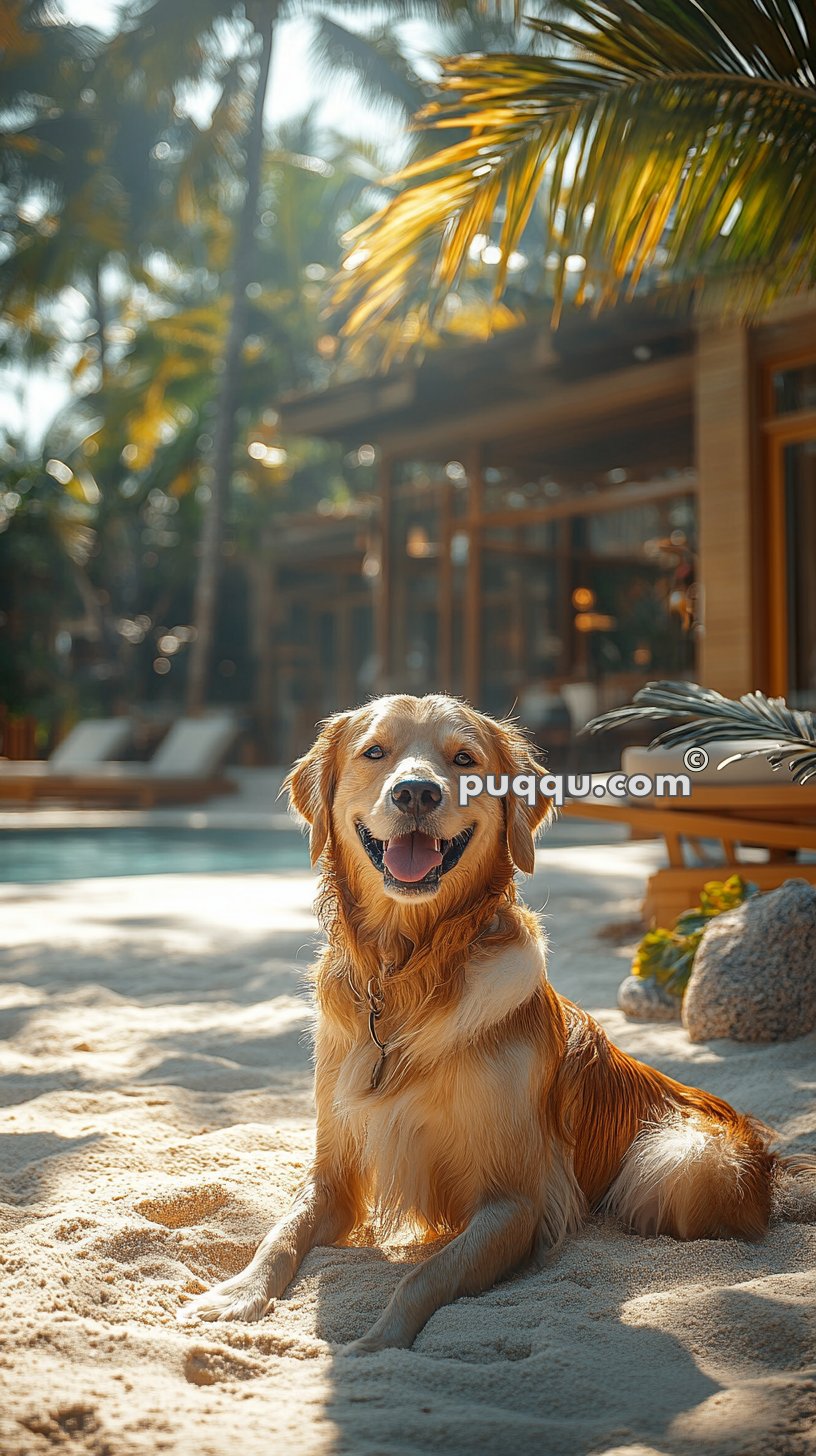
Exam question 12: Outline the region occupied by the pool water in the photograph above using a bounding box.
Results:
[0,827,312,883]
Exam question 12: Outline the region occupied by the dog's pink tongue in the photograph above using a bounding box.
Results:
[383,831,443,883]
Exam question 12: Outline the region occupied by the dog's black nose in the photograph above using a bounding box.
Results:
[391,778,443,816]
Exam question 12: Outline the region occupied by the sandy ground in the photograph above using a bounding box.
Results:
[1,825,814,1456]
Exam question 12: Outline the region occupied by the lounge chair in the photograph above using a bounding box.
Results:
[0,713,239,807]
[0,718,134,789]
[561,739,816,925]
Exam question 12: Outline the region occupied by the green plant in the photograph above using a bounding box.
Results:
[588,679,816,784]
[632,873,758,998]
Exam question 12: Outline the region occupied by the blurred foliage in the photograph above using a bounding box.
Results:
[632,874,759,998]
[0,0,558,740]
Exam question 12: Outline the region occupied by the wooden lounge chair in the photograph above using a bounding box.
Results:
[0,718,134,788]
[561,739,816,925]
[0,713,239,807]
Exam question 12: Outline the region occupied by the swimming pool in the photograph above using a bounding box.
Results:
[0,827,312,883]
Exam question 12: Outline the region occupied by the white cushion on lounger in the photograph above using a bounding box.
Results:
[149,713,238,778]
[621,739,786,785]
[48,718,133,769]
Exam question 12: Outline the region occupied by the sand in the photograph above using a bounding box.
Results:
[1,827,814,1456]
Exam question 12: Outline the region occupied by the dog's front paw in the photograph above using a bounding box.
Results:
[341,1335,387,1357]
[342,1327,413,1355]
[177,1272,270,1325]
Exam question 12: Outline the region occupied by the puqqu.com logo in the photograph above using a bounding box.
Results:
[458,769,693,808]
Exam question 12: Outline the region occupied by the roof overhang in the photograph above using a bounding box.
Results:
[279,301,695,452]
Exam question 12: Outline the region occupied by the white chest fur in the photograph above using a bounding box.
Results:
[330,931,549,1230]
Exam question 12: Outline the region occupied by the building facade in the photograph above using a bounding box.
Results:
[276,297,816,765]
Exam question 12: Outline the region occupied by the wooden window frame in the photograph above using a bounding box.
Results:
[761,353,816,695]
[381,443,699,704]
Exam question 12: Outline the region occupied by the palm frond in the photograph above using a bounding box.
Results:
[587,680,816,785]
[309,16,427,119]
[438,4,555,56]
[333,0,816,354]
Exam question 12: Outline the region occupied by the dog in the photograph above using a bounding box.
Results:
[178,692,815,1350]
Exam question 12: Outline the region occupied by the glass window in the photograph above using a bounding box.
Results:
[482,468,566,514]
[273,531,374,750]
[387,452,698,749]
[571,500,697,696]
[479,523,566,721]
[783,438,816,708]
[388,463,445,690]
[587,493,696,556]
[478,496,697,746]
[772,363,816,415]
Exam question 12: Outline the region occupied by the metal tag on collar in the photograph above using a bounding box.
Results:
[367,977,387,1089]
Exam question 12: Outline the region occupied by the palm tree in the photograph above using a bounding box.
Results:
[0,3,103,370]
[140,0,533,710]
[184,4,275,711]
[123,0,461,711]
[1,117,398,740]
[0,1,246,408]
[334,0,816,356]
[3,1,549,716]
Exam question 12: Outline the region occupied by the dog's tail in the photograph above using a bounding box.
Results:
[601,1108,775,1240]
[773,1153,816,1224]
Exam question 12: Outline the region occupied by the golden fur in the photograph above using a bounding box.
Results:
[178,693,814,1350]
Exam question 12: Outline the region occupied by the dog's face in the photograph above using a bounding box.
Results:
[286,694,550,907]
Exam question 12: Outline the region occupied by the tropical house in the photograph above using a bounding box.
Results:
[272,294,816,765]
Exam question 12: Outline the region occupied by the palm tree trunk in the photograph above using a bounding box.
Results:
[93,260,107,388]
[186,8,276,712]
[247,540,277,759]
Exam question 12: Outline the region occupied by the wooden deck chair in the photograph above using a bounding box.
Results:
[0,713,239,807]
[561,738,816,925]
[0,718,134,791]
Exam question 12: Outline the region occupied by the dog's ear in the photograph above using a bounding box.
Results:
[284,712,351,865]
[492,719,552,875]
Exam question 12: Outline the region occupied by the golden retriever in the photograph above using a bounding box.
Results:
[178,693,814,1350]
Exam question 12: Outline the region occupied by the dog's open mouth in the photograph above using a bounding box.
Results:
[356,822,474,894]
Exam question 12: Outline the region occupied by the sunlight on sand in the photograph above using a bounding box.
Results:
[1,844,814,1456]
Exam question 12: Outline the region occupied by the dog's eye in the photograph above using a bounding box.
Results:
[362,744,385,760]
[453,750,475,767]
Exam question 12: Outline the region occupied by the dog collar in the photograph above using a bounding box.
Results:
[366,976,388,1089]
